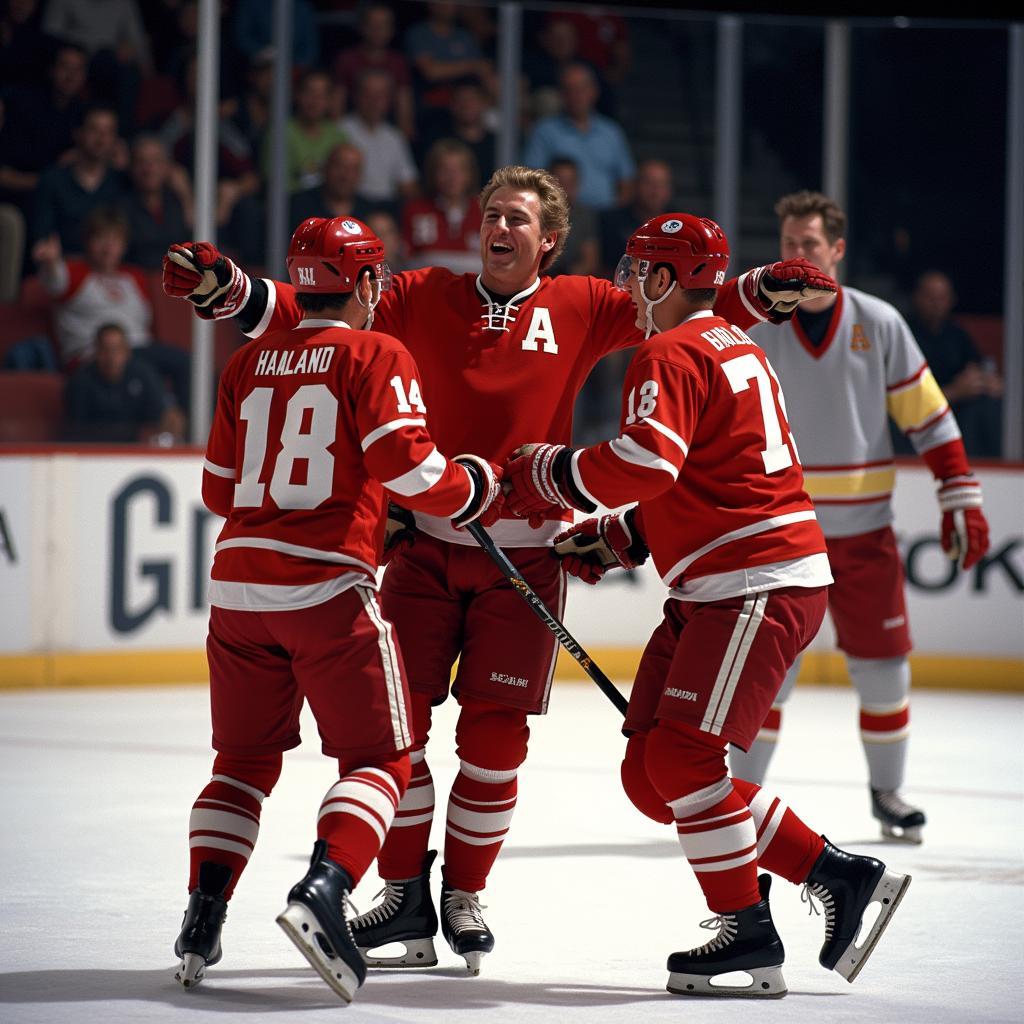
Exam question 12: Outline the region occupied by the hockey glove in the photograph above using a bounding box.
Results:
[452,454,504,528]
[162,242,249,319]
[937,475,989,570]
[382,502,416,565]
[503,443,596,528]
[552,507,648,584]
[743,257,837,323]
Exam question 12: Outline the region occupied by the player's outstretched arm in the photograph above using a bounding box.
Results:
[162,242,302,337]
[552,507,649,585]
[725,257,837,327]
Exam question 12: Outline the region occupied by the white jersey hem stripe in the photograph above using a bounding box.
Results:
[610,435,679,478]
[384,448,447,497]
[361,417,428,451]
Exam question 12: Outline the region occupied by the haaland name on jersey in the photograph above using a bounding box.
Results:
[254,346,335,377]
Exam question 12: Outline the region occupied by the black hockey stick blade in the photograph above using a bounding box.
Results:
[465,520,628,716]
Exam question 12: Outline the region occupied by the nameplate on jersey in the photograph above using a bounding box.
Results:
[701,325,754,352]
[520,307,558,354]
[254,346,335,376]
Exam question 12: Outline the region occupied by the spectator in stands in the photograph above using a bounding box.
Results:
[523,16,612,120]
[119,135,192,270]
[554,9,631,86]
[64,322,185,444]
[32,104,128,255]
[231,0,318,72]
[418,79,496,183]
[33,206,190,412]
[401,138,481,274]
[907,270,1003,457]
[333,2,414,139]
[160,54,261,245]
[405,1,493,136]
[546,157,599,277]
[289,141,373,227]
[265,68,348,193]
[598,157,674,274]
[0,0,54,90]
[0,43,90,224]
[43,0,152,134]
[339,67,418,209]
[366,209,406,272]
[522,62,634,211]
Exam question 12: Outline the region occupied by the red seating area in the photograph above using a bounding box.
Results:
[0,271,246,443]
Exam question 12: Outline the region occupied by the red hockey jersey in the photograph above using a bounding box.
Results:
[242,269,766,546]
[203,316,474,610]
[573,310,833,601]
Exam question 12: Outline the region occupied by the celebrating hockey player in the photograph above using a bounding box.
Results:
[503,214,911,998]
[729,191,991,843]
[162,165,836,974]
[172,216,502,1001]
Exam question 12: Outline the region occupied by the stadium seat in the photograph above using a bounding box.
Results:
[0,371,65,442]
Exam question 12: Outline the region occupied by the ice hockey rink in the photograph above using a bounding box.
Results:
[1,680,1021,1024]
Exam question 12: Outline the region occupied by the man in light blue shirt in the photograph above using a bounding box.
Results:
[523,62,635,211]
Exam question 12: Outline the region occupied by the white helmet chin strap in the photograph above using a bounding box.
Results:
[357,277,382,330]
[638,263,676,339]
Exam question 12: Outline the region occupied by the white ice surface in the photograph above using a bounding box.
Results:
[0,682,1021,1023]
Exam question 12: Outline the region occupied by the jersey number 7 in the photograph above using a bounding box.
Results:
[721,353,800,474]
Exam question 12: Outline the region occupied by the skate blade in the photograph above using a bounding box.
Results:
[835,870,912,983]
[276,903,360,1003]
[175,953,207,989]
[881,823,923,844]
[667,965,787,999]
[461,950,485,976]
[358,937,438,968]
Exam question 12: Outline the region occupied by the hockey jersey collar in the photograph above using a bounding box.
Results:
[297,318,353,330]
[474,275,541,332]
[791,289,844,360]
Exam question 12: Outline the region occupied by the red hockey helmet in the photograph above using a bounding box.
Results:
[614,214,730,292]
[286,216,392,294]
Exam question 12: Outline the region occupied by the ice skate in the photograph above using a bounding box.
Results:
[350,849,439,967]
[803,836,911,983]
[871,787,926,843]
[440,873,494,975]
[666,874,787,999]
[276,840,367,1003]
[173,862,231,989]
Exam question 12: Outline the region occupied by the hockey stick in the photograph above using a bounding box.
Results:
[465,520,628,716]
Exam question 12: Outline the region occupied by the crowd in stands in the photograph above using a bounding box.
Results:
[0,0,1005,454]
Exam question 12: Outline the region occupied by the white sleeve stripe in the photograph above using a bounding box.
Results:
[203,459,235,479]
[360,417,427,451]
[642,416,689,457]
[244,278,277,339]
[384,448,448,496]
[570,449,602,509]
[736,269,769,322]
[610,436,680,479]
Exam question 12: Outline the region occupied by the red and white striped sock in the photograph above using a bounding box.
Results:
[731,777,825,884]
[443,760,518,892]
[668,779,761,913]
[318,766,404,887]
[377,748,435,880]
[188,774,266,899]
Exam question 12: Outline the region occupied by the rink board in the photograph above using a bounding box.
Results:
[0,450,1021,690]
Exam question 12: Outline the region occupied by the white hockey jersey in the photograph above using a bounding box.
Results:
[749,286,961,538]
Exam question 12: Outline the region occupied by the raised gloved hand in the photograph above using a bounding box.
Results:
[162,242,249,319]
[937,475,990,570]
[552,508,648,584]
[382,502,415,565]
[503,443,594,528]
[452,455,504,528]
[743,257,837,323]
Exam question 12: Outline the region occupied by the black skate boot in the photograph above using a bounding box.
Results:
[803,836,911,983]
[666,874,786,999]
[174,862,232,989]
[276,840,367,1003]
[350,849,439,967]
[440,871,494,975]
[871,787,926,843]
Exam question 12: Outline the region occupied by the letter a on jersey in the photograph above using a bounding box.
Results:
[521,307,558,354]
